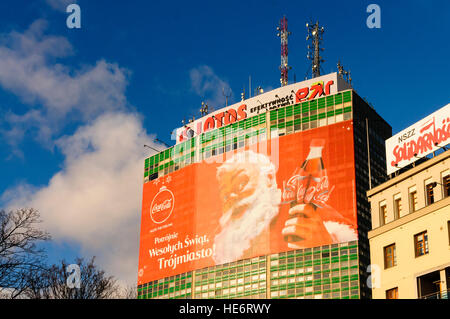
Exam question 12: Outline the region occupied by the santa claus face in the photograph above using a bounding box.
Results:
[213,151,281,265]
[217,163,260,220]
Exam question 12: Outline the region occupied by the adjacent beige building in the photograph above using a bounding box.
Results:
[367,149,450,299]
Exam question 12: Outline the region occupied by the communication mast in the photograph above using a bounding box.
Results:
[277,16,292,87]
[306,21,325,78]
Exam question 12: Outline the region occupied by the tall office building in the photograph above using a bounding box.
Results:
[137,72,391,299]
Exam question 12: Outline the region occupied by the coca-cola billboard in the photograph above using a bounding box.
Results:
[138,121,357,284]
[386,103,450,175]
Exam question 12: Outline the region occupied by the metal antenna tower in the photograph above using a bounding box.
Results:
[306,21,325,78]
[277,16,292,87]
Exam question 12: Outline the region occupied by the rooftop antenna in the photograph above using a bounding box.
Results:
[337,60,344,77]
[182,115,195,126]
[144,144,162,153]
[155,138,170,148]
[306,20,325,78]
[254,86,264,96]
[222,87,231,107]
[200,102,209,116]
[277,16,292,87]
[240,87,246,101]
[337,60,352,85]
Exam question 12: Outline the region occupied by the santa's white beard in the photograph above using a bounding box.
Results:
[213,185,281,265]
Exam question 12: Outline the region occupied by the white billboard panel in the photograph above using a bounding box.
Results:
[385,103,450,174]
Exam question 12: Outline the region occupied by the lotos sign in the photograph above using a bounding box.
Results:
[176,73,350,143]
[178,104,248,143]
[386,103,450,175]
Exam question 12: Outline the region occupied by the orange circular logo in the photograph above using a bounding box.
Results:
[150,186,174,224]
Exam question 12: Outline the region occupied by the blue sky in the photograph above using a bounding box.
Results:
[0,0,449,285]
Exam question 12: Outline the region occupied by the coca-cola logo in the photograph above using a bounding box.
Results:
[152,199,172,213]
[282,175,334,208]
[150,186,174,224]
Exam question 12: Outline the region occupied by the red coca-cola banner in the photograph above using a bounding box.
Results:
[138,121,357,284]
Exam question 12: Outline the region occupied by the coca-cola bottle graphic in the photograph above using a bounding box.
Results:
[281,139,329,248]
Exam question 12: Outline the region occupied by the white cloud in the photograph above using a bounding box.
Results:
[0,20,129,146]
[189,65,233,111]
[0,18,166,288]
[45,0,77,12]
[4,112,161,286]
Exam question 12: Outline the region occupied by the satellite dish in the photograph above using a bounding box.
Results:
[187,129,195,139]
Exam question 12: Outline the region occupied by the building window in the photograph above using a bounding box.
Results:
[444,175,450,198]
[426,183,435,205]
[384,244,396,269]
[394,195,402,219]
[448,221,450,246]
[386,287,398,299]
[409,189,418,212]
[414,231,429,257]
[380,203,387,226]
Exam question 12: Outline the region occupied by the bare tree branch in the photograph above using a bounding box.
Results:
[0,209,126,299]
[23,257,120,299]
[0,208,50,298]
[122,284,137,299]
